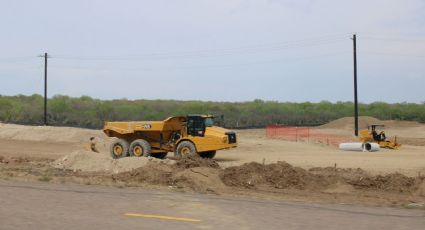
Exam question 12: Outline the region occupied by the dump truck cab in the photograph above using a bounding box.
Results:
[103,115,237,159]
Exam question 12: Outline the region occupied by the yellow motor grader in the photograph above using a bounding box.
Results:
[103,115,237,159]
[359,125,401,149]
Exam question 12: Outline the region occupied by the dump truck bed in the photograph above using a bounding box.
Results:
[103,116,186,136]
[104,121,165,135]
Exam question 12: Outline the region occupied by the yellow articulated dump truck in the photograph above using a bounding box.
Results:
[103,115,237,159]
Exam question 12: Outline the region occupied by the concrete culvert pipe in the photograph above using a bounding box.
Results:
[339,142,380,152]
[362,142,380,152]
[339,142,363,151]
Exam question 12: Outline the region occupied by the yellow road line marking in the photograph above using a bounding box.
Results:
[124,213,201,222]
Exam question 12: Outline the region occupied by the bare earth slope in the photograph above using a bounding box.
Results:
[0,121,424,176]
[0,121,424,208]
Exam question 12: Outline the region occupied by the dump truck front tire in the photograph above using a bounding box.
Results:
[110,138,129,159]
[200,151,216,159]
[175,141,197,158]
[129,139,152,157]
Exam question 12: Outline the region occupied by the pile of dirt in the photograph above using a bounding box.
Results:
[52,150,173,173]
[113,158,225,193]
[220,161,424,194]
[113,162,174,185]
[0,123,103,143]
[221,161,328,190]
[318,116,423,130]
[175,156,220,169]
[171,167,225,193]
[308,167,370,181]
[347,173,418,193]
[318,116,382,130]
[112,159,425,195]
[3,154,425,202]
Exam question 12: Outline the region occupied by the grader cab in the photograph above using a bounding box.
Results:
[359,125,401,150]
[103,115,237,159]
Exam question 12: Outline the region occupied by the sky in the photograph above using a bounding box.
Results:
[0,0,425,103]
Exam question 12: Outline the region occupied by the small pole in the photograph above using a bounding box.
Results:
[307,127,310,143]
[352,34,359,136]
[44,52,48,126]
[295,127,298,142]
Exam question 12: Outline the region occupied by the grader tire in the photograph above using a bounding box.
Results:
[110,138,129,159]
[200,151,216,159]
[175,141,197,158]
[129,139,152,157]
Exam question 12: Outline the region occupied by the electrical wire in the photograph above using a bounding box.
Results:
[361,35,425,43]
[0,56,38,63]
[52,35,349,61]
[48,51,350,72]
[361,51,425,59]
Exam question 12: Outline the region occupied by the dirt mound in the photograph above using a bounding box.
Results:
[113,162,225,193]
[416,181,425,196]
[52,150,173,173]
[318,116,382,130]
[220,161,424,194]
[171,167,226,193]
[323,182,355,194]
[175,157,220,169]
[113,162,174,185]
[308,167,370,181]
[347,173,418,193]
[0,123,103,143]
[318,116,423,130]
[221,161,326,190]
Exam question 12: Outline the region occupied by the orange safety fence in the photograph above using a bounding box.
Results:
[266,125,355,146]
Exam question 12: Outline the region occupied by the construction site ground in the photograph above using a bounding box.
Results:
[0,117,424,216]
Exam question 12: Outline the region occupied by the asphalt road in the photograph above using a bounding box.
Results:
[0,180,424,230]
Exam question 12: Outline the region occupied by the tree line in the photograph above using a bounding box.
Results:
[0,94,424,129]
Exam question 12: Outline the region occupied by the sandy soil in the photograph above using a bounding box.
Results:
[219,129,425,176]
[0,120,424,207]
[0,120,424,176]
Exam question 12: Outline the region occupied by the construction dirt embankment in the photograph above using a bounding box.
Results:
[1,155,424,207]
[1,119,425,207]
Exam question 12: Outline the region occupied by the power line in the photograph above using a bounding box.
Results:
[0,56,38,62]
[47,51,350,72]
[361,35,425,43]
[362,52,425,59]
[52,36,349,61]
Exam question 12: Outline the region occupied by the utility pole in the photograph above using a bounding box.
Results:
[39,52,49,126]
[352,34,359,136]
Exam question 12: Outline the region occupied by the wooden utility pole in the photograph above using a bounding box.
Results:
[43,52,48,126]
[352,34,358,136]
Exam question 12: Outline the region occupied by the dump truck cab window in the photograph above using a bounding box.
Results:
[187,116,205,137]
[204,117,214,127]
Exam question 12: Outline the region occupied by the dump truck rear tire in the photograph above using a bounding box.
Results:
[110,138,129,159]
[175,141,197,158]
[129,139,152,157]
[200,151,216,159]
